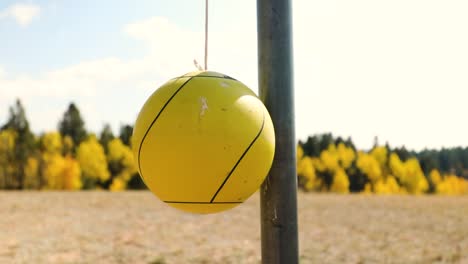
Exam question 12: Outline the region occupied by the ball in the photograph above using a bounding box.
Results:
[132,71,275,214]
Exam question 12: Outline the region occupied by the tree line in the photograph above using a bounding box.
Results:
[298,134,468,194]
[1,99,467,194]
[0,99,144,190]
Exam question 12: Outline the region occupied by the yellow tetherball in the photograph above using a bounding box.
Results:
[132,71,275,214]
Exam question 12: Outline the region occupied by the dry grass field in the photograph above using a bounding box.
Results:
[0,191,467,264]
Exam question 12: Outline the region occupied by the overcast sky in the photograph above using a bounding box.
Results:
[1,0,468,151]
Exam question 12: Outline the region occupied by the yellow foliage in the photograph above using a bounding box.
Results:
[298,156,315,180]
[400,158,429,194]
[337,143,355,169]
[41,132,62,154]
[106,138,137,189]
[311,157,326,173]
[430,169,442,185]
[41,153,82,190]
[320,144,340,172]
[388,153,428,194]
[370,146,388,168]
[0,130,16,188]
[374,176,401,194]
[107,138,137,175]
[0,129,16,154]
[63,135,74,155]
[297,156,321,191]
[436,174,468,195]
[40,132,80,189]
[42,153,66,189]
[356,151,382,182]
[77,136,110,182]
[330,169,349,193]
[23,156,40,189]
[386,176,401,193]
[110,177,127,191]
[305,178,323,191]
[319,143,356,172]
[62,156,82,190]
[297,145,304,161]
[363,183,372,194]
[389,153,405,178]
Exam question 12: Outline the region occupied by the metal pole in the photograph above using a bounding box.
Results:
[204,0,208,70]
[257,0,299,263]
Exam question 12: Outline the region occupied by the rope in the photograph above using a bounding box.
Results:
[193,0,209,71]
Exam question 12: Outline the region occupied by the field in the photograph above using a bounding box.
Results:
[0,192,467,264]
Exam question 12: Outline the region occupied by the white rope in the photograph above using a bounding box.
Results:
[193,0,209,71]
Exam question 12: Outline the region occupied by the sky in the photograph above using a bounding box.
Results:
[1,0,468,151]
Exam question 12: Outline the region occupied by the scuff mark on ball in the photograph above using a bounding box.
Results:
[199,96,208,117]
[220,81,230,88]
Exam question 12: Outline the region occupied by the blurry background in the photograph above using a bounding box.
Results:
[1,0,468,192]
[1,1,468,263]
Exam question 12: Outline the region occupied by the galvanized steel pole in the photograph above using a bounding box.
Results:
[257,0,299,263]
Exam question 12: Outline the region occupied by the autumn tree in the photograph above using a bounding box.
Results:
[298,142,354,192]
[373,176,400,194]
[76,135,109,189]
[0,130,16,189]
[23,156,40,189]
[39,132,64,189]
[297,145,320,191]
[296,133,468,195]
[433,172,468,195]
[39,132,82,190]
[356,151,382,183]
[1,99,36,189]
[106,138,137,191]
[62,156,82,190]
[330,168,350,193]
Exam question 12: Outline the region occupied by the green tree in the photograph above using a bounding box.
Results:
[300,136,321,157]
[392,146,412,161]
[58,103,87,148]
[119,124,133,147]
[417,149,439,175]
[99,124,115,153]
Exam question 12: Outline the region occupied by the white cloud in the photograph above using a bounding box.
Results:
[123,17,206,81]
[291,0,468,150]
[0,57,141,133]
[0,15,260,136]
[123,16,258,88]
[0,3,41,27]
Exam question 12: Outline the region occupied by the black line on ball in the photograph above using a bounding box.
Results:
[137,77,194,181]
[193,75,239,82]
[164,201,242,204]
[194,75,237,81]
[210,111,266,203]
[177,74,237,81]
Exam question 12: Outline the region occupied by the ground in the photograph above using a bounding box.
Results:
[0,191,467,264]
